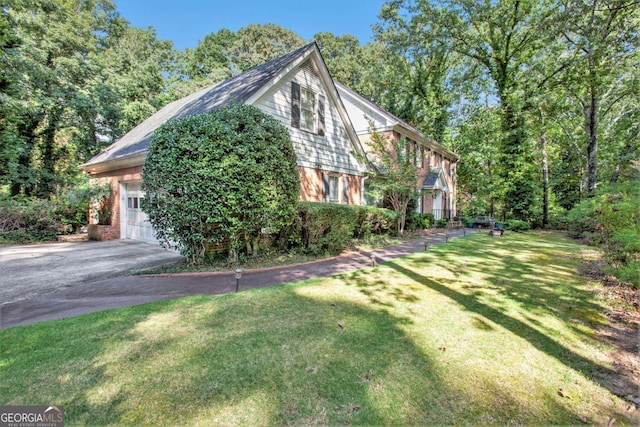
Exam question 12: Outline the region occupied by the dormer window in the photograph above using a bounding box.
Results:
[291,82,325,136]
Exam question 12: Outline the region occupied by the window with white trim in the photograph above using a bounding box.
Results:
[328,175,339,203]
[322,173,348,204]
[300,87,316,132]
[291,81,325,136]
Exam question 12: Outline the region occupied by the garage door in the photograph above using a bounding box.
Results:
[124,182,158,244]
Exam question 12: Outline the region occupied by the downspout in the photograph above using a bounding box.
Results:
[361,175,368,206]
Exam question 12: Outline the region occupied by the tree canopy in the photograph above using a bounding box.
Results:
[1,0,638,233]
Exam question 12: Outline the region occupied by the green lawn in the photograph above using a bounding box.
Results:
[1,232,635,425]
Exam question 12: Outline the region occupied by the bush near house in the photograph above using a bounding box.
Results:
[290,202,398,255]
[405,212,433,231]
[142,104,300,264]
[0,197,63,243]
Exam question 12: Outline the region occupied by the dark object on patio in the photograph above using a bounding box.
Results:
[489,223,505,236]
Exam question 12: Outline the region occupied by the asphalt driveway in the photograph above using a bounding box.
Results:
[0,240,183,304]
[1,229,480,329]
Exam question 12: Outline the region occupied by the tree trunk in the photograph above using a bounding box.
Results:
[541,133,549,227]
[584,84,599,197]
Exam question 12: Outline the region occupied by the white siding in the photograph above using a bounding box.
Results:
[254,63,363,176]
[339,89,393,135]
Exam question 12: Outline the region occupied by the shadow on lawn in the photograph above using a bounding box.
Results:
[0,286,588,425]
[412,234,606,331]
[383,242,637,415]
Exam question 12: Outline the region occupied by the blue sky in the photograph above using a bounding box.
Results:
[115,0,386,50]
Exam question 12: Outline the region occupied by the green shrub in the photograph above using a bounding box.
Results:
[406,212,432,231]
[404,211,419,231]
[567,197,602,243]
[423,213,435,225]
[142,104,300,263]
[547,213,569,230]
[355,205,398,238]
[566,181,639,287]
[290,202,398,255]
[435,218,448,228]
[295,202,359,255]
[610,262,640,287]
[0,176,97,243]
[421,216,432,229]
[505,219,531,232]
[0,197,66,243]
[606,228,640,265]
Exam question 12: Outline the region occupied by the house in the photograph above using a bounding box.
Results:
[80,42,367,243]
[80,42,460,245]
[336,82,459,220]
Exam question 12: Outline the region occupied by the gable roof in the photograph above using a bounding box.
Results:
[80,43,326,173]
[335,81,459,162]
[422,167,449,191]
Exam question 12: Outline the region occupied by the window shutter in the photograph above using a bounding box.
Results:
[342,176,349,204]
[291,82,300,129]
[322,172,329,202]
[317,94,325,136]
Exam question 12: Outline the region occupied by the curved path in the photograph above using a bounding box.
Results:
[1,229,479,329]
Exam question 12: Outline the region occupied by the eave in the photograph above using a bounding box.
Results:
[79,152,145,175]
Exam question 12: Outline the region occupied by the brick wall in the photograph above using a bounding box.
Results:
[298,166,362,205]
[89,165,143,240]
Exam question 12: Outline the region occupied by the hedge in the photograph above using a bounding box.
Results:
[291,202,398,255]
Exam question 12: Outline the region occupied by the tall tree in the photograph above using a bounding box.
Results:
[183,28,236,81]
[451,104,502,217]
[97,25,176,137]
[553,0,639,196]
[379,0,554,221]
[375,6,453,144]
[0,3,28,193]
[232,23,305,72]
[6,0,118,196]
[2,1,176,196]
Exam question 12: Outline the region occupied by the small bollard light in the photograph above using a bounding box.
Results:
[370,254,376,267]
[463,229,466,237]
[235,268,243,293]
[424,242,429,251]
[445,233,449,243]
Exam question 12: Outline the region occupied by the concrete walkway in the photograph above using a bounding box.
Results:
[0,240,184,303]
[0,228,479,329]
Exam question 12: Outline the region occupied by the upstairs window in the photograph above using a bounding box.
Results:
[291,82,325,136]
[300,87,316,132]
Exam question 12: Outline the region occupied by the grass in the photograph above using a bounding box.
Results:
[1,232,636,425]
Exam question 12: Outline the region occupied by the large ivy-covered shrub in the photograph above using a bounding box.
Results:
[142,104,300,263]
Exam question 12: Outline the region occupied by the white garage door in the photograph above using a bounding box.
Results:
[124,182,158,244]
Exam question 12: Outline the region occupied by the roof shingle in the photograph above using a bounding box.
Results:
[82,43,315,168]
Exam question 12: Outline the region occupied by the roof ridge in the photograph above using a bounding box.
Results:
[81,42,317,170]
